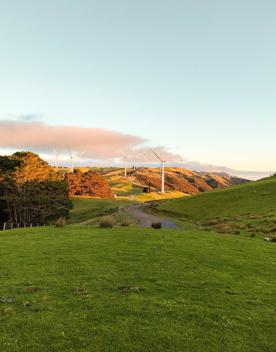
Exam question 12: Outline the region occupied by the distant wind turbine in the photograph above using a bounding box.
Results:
[68,147,74,173]
[53,148,59,168]
[68,148,86,172]
[123,155,128,177]
[152,150,166,193]
[180,158,186,172]
[132,152,136,170]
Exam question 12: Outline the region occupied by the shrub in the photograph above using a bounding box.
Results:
[55,217,66,228]
[99,216,114,228]
[120,219,130,227]
[206,218,221,226]
[250,233,256,238]
[152,222,162,229]
[214,223,234,234]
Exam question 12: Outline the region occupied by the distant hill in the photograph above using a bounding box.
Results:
[60,160,271,181]
[101,167,249,196]
[179,161,271,181]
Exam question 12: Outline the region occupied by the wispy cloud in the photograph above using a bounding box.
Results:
[17,114,42,121]
[0,120,181,162]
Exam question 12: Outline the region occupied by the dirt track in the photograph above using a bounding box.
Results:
[125,204,177,228]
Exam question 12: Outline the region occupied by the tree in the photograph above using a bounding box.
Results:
[66,169,113,198]
[0,152,72,228]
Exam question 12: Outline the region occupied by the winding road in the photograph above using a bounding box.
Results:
[125,203,177,228]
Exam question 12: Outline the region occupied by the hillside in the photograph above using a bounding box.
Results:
[101,167,248,197]
[156,176,276,236]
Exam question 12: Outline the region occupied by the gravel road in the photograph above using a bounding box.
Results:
[125,203,177,228]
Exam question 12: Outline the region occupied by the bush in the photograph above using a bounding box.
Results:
[214,223,234,234]
[120,219,130,227]
[152,222,162,229]
[99,216,114,228]
[55,217,66,228]
[143,187,151,193]
[206,218,221,226]
[250,233,256,238]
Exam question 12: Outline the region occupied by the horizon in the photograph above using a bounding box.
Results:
[0,147,271,181]
[1,1,276,172]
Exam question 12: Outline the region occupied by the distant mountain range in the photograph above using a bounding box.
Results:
[179,162,271,181]
[52,159,271,181]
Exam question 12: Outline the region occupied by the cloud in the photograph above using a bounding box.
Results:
[17,114,42,121]
[5,113,43,122]
[131,146,183,163]
[0,120,181,162]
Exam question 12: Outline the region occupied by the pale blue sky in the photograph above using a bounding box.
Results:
[0,0,275,170]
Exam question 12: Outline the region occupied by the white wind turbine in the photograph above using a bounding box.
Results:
[68,148,87,172]
[123,155,128,177]
[132,152,136,170]
[68,147,75,173]
[180,158,186,172]
[53,148,59,168]
[152,150,166,193]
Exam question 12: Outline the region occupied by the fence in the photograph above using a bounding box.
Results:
[2,222,46,231]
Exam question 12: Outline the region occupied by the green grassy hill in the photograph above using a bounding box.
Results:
[69,198,136,226]
[0,227,275,351]
[157,176,276,236]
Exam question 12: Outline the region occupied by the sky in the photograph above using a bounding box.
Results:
[0,0,276,171]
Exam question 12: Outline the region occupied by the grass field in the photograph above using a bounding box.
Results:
[0,226,275,351]
[157,176,276,236]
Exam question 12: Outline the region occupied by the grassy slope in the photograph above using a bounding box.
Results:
[69,198,135,225]
[0,227,275,352]
[157,177,276,235]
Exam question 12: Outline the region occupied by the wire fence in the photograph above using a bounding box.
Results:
[1,222,46,231]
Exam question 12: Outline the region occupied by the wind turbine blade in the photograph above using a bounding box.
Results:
[151,150,161,162]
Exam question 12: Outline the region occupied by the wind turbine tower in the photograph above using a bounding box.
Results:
[68,148,74,173]
[53,148,59,169]
[152,150,166,193]
[124,156,127,177]
[180,158,185,172]
[133,153,136,170]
